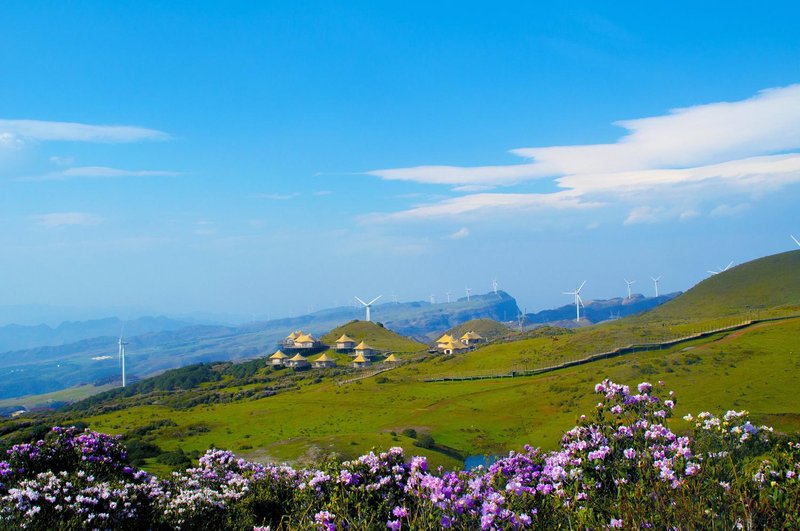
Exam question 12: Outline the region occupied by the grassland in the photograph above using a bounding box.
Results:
[72,316,800,473]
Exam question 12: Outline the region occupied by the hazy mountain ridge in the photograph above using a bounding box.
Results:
[0,292,520,400]
[0,316,197,353]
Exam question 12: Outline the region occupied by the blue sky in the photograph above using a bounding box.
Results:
[1,2,799,323]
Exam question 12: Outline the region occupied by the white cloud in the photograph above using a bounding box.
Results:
[446,227,470,239]
[624,206,664,225]
[365,85,800,222]
[0,119,169,144]
[369,85,800,187]
[374,191,600,221]
[252,192,300,200]
[679,209,700,221]
[34,212,102,229]
[19,166,180,181]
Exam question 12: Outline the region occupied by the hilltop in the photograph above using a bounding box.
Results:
[439,318,515,343]
[319,321,426,352]
[641,250,800,322]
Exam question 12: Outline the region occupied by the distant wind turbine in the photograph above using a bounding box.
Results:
[465,287,472,302]
[117,332,128,388]
[707,261,734,276]
[563,281,586,323]
[492,279,498,295]
[624,279,636,300]
[792,235,800,247]
[445,291,451,303]
[651,276,661,297]
[355,295,381,322]
[430,294,436,304]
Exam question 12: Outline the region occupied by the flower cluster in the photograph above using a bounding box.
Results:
[0,381,798,530]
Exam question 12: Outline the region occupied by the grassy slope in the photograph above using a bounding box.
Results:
[319,321,426,353]
[80,317,800,471]
[641,250,800,321]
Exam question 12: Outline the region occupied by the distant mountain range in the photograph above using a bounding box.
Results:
[0,316,196,353]
[524,293,681,326]
[0,290,673,401]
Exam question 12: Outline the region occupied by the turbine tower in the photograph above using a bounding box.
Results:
[563,281,586,323]
[792,235,799,247]
[465,287,472,302]
[445,291,451,303]
[492,279,498,295]
[355,295,381,322]
[624,279,635,300]
[651,276,661,297]
[117,335,128,388]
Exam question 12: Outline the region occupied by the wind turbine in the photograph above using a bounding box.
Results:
[791,235,799,247]
[651,276,661,297]
[492,279,499,295]
[517,307,527,330]
[354,295,381,322]
[563,281,586,323]
[117,333,128,388]
[624,279,636,300]
[465,287,472,302]
[445,291,451,303]
[430,294,436,304]
[707,261,734,276]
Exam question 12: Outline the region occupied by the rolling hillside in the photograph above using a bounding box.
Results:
[2,251,799,474]
[642,249,800,321]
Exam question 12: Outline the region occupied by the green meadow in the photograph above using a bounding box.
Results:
[78,316,800,473]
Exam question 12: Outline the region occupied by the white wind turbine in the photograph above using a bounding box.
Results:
[355,295,381,322]
[563,281,586,323]
[492,279,499,295]
[117,330,128,388]
[430,294,436,304]
[651,276,662,297]
[707,261,734,276]
[465,287,472,302]
[445,291,451,303]
[791,235,800,247]
[624,279,636,300]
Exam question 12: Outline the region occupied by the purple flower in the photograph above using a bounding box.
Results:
[386,519,401,530]
[610,517,623,527]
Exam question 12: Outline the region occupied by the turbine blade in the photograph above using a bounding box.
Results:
[368,295,382,305]
[354,296,367,306]
[792,235,800,247]
[577,280,587,292]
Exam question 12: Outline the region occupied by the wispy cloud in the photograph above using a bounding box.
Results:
[445,227,470,239]
[18,166,180,181]
[252,192,300,200]
[34,212,102,229]
[372,191,600,222]
[0,119,170,145]
[365,84,800,221]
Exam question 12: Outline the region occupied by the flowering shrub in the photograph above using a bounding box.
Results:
[1,381,798,529]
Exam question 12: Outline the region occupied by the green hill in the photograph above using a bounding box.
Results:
[320,320,426,353]
[440,318,515,343]
[642,250,800,322]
